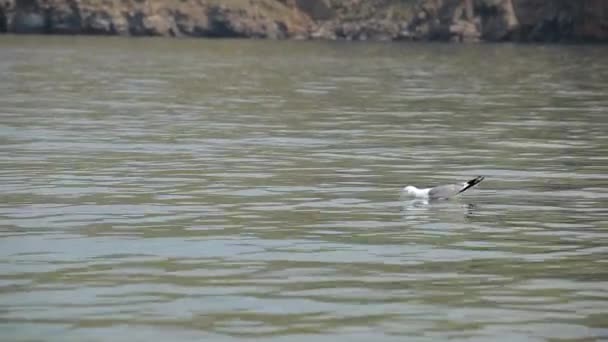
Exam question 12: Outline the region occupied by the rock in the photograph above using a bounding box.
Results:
[47,5,81,34]
[12,11,45,33]
[142,14,175,36]
[205,6,243,38]
[478,0,518,41]
[0,0,606,42]
[310,23,336,40]
[0,1,13,33]
[331,19,402,41]
[512,0,608,42]
[292,32,309,40]
[577,0,608,41]
[1,0,315,39]
[395,27,413,40]
[413,21,430,39]
[461,21,481,42]
[449,19,480,42]
[83,12,115,35]
[171,8,208,37]
[293,0,333,21]
[124,9,179,37]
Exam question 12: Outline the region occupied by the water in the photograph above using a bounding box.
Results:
[1,35,607,341]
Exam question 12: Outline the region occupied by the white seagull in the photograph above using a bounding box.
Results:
[403,176,485,200]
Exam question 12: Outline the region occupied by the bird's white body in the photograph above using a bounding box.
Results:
[403,186,431,198]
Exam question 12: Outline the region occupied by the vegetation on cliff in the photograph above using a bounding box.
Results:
[1,0,606,42]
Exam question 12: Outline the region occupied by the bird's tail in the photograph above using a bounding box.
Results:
[458,176,485,194]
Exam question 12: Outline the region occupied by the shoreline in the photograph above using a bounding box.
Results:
[1,0,607,44]
[3,33,607,46]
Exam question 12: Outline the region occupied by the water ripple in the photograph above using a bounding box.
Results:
[1,37,608,341]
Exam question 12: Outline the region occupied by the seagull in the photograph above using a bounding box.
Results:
[403,176,485,200]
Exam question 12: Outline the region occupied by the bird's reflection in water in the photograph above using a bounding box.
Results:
[401,198,478,223]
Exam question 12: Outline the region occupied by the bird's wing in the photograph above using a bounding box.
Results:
[457,176,484,194]
[428,176,484,199]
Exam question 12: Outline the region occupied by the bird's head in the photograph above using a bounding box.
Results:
[403,186,417,195]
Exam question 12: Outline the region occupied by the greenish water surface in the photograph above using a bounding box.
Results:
[1,35,607,341]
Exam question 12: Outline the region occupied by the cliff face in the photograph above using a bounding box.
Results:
[1,0,607,42]
[512,0,608,42]
[0,0,315,38]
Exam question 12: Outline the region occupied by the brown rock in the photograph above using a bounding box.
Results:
[0,0,606,42]
[477,0,518,41]
[82,12,115,35]
[449,19,480,42]
[1,0,314,38]
[293,0,333,21]
[310,22,337,40]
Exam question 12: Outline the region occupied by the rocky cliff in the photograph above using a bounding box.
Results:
[1,0,607,42]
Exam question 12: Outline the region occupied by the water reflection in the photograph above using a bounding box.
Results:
[401,198,479,222]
